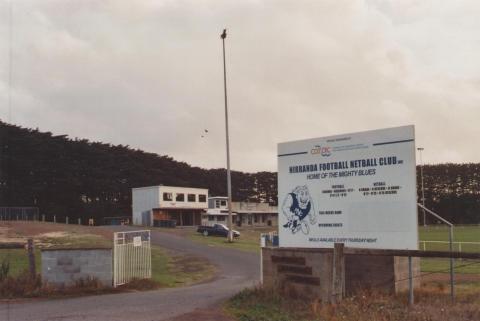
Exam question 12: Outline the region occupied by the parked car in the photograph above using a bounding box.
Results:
[197,224,240,237]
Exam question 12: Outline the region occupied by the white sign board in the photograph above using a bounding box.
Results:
[133,236,142,247]
[278,125,418,250]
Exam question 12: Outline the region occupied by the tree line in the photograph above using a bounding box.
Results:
[417,163,479,224]
[0,121,478,224]
[0,121,276,223]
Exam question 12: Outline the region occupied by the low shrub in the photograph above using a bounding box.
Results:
[226,286,480,321]
[0,273,112,299]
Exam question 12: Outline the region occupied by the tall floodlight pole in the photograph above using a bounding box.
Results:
[417,147,426,226]
[221,29,234,242]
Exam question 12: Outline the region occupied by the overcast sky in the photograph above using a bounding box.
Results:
[1,0,479,172]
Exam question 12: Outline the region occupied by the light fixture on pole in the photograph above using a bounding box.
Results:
[417,147,426,226]
[221,28,234,242]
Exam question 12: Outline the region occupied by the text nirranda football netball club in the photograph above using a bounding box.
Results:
[288,156,399,174]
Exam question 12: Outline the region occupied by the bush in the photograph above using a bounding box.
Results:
[0,258,10,281]
[226,286,480,321]
[0,274,109,299]
[0,272,42,298]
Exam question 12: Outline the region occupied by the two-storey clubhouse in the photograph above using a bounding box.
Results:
[132,185,208,226]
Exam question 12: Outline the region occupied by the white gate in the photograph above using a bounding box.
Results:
[113,230,152,287]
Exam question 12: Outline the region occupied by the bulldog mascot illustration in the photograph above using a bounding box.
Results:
[282,185,316,235]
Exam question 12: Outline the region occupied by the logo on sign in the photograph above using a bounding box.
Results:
[311,145,331,156]
[281,185,317,235]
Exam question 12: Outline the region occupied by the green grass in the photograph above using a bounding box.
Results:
[151,246,216,287]
[0,249,41,277]
[0,234,216,288]
[421,258,480,274]
[189,227,275,253]
[226,287,305,321]
[419,225,480,244]
[419,225,480,274]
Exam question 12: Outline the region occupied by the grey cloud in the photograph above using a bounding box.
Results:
[0,0,479,171]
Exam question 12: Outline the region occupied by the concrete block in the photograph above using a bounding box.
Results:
[62,265,81,274]
[42,248,113,288]
[262,247,411,303]
[57,256,73,266]
[74,257,88,266]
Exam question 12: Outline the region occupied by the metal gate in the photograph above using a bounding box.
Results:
[113,230,152,287]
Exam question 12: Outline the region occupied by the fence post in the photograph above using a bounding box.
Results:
[78,218,81,225]
[449,226,455,302]
[332,243,345,303]
[27,238,36,278]
[53,215,56,223]
[408,256,414,305]
[260,235,265,285]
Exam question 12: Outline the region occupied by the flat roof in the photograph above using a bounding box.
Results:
[153,207,206,211]
[236,210,278,214]
[132,185,208,191]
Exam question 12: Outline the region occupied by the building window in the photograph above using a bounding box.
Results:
[217,216,225,221]
[221,200,227,206]
[215,200,221,208]
[176,193,185,202]
[163,193,173,201]
[188,194,196,202]
[199,194,207,202]
[208,215,215,221]
[262,215,266,223]
[254,214,258,223]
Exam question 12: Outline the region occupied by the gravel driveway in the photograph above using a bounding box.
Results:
[0,226,260,321]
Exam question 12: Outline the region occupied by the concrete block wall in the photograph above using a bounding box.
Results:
[42,248,112,287]
[262,247,334,302]
[346,255,420,294]
[262,247,420,302]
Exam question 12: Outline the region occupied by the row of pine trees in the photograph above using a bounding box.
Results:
[0,121,478,224]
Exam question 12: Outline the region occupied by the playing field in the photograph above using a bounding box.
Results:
[419,225,480,252]
[419,225,480,274]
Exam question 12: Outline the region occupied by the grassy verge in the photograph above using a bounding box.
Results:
[419,225,480,243]
[421,258,480,274]
[0,223,217,298]
[188,227,275,253]
[225,286,480,321]
[151,246,216,287]
[420,224,480,274]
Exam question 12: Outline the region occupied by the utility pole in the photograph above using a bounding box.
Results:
[417,147,426,226]
[221,28,234,242]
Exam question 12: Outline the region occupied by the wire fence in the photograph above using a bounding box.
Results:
[419,240,480,253]
[0,208,39,221]
[0,209,107,226]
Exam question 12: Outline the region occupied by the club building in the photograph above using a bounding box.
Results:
[132,185,279,228]
[132,185,208,226]
[203,196,278,227]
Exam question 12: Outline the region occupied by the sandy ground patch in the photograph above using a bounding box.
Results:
[0,225,27,243]
[0,221,113,240]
